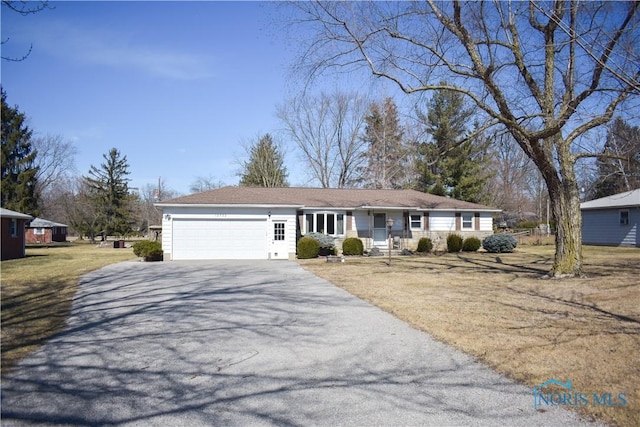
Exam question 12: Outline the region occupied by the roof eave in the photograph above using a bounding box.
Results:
[155,203,501,212]
[581,204,640,210]
[155,203,304,209]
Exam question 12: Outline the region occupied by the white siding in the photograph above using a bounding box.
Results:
[479,213,493,231]
[430,212,456,231]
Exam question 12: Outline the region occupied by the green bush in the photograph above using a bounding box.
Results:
[416,237,433,253]
[342,237,364,256]
[132,240,163,259]
[461,237,481,252]
[482,234,517,253]
[297,236,320,259]
[446,233,463,253]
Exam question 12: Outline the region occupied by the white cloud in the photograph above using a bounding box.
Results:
[33,20,216,80]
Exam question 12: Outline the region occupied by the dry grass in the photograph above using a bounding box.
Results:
[299,245,640,427]
[1,241,137,374]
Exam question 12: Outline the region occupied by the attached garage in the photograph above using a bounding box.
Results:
[172,218,268,260]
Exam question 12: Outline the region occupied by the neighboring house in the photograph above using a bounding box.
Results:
[155,187,500,261]
[581,188,640,247]
[25,217,68,244]
[1,208,33,261]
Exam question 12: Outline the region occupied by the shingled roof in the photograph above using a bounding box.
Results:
[27,217,68,228]
[156,187,499,211]
[580,188,640,210]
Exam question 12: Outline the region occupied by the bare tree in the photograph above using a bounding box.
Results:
[289,1,639,277]
[32,134,77,196]
[60,177,101,242]
[485,131,539,220]
[277,90,369,188]
[190,175,225,194]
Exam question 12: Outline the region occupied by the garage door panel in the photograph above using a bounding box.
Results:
[172,218,267,260]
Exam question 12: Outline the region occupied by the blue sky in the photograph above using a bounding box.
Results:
[2,1,347,195]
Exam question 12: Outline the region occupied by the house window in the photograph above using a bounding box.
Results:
[305,212,345,236]
[305,214,313,233]
[34,227,45,235]
[410,214,422,229]
[9,219,18,237]
[274,222,285,241]
[462,214,474,230]
[317,214,325,233]
[620,210,629,226]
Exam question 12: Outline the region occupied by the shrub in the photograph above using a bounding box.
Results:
[305,232,336,256]
[446,233,463,253]
[297,236,320,259]
[132,240,163,259]
[461,237,481,252]
[342,237,364,256]
[515,220,539,230]
[416,237,433,253]
[482,234,517,253]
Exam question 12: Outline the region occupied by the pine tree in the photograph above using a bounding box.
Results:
[1,88,40,215]
[84,148,134,237]
[239,134,289,187]
[592,118,640,199]
[414,86,490,203]
[361,98,406,189]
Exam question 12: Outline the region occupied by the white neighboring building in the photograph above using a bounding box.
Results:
[155,187,500,260]
[581,188,640,247]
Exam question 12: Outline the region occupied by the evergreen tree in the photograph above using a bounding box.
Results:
[1,88,40,215]
[592,118,640,199]
[84,148,134,237]
[413,86,490,203]
[239,134,289,187]
[360,98,406,189]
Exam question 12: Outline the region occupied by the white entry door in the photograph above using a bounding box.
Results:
[270,221,289,259]
[373,213,388,246]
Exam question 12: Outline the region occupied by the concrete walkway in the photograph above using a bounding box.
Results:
[2,261,591,426]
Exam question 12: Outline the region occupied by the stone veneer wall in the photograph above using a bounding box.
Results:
[336,229,493,253]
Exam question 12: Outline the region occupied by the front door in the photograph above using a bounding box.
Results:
[270,221,288,259]
[373,213,388,247]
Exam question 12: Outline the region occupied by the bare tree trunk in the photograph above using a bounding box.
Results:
[547,176,583,277]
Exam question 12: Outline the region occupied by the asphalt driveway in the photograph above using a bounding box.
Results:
[2,260,589,426]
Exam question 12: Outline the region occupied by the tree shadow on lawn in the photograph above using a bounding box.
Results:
[501,285,640,329]
[453,253,551,276]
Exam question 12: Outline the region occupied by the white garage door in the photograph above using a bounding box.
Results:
[172,218,267,260]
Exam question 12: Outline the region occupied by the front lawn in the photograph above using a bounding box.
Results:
[299,245,640,427]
